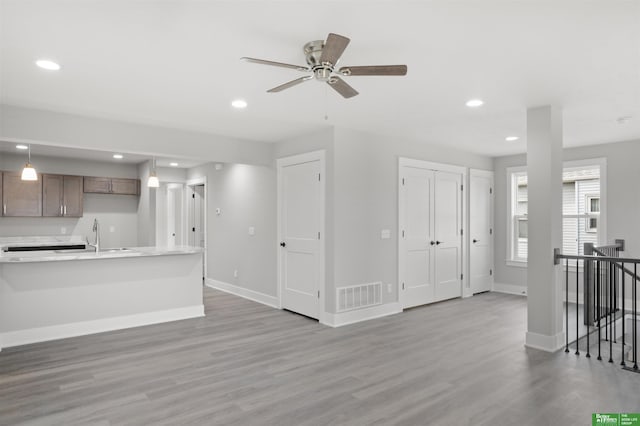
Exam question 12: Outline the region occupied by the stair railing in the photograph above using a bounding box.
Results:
[554,240,638,372]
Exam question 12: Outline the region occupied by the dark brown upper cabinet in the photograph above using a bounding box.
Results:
[84,176,140,195]
[42,174,83,217]
[2,171,43,217]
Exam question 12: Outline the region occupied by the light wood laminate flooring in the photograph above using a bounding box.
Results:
[1,288,638,425]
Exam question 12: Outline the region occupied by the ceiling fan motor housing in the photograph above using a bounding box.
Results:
[304,40,334,82]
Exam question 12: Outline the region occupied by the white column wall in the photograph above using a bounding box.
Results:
[525,105,564,351]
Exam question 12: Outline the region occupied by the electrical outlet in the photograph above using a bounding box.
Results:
[248,226,255,236]
[60,227,67,234]
[233,269,238,278]
[387,283,392,293]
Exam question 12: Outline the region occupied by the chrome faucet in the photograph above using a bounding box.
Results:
[87,218,100,252]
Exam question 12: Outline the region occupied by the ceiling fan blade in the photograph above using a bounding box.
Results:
[327,76,358,99]
[319,33,350,65]
[267,76,313,93]
[241,57,309,72]
[339,65,408,76]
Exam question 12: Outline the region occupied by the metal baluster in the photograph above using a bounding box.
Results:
[614,254,617,344]
[609,258,613,363]
[586,258,591,358]
[597,260,602,361]
[621,263,626,367]
[575,259,580,355]
[634,264,638,370]
[565,258,569,353]
[605,259,609,342]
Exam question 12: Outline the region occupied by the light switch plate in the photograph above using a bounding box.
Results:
[109,226,116,233]
[248,226,255,236]
[381,229,391,239]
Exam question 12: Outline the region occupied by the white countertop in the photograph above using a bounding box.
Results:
[0,236,203,263]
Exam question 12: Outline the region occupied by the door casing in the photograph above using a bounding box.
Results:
[277,150,326,323]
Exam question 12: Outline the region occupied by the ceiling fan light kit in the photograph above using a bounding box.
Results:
[242,33,407,99]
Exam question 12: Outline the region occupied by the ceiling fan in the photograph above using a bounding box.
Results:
[241,33,407,99]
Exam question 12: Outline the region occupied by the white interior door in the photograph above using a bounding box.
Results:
[399,159,464,309]
[400,167,435,308]
[434,171,463,302]
[470,170,494,293]
[279,154,323,319]
[193,184,205,248]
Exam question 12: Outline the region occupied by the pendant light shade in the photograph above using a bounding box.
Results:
[147,158,159,188]
[147,172,159,188]
[21,145,38,181]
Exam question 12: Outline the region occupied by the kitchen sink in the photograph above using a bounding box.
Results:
[101,248,135,253]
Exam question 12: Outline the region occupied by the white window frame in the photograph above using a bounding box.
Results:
[506,166,528,267]
[506,158,607,268]
[585,194,600,233]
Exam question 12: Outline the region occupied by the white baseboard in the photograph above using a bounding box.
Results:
[525,330,565,352]
[206,279,279,309]
[0,305,204,349]
[492,282,528,296]
[323,302,402,327]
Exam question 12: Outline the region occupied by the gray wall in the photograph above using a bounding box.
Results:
[1,104,272,166]
[187,162,278,298]
[0,153,139,248]
[332,128,493,308]
[493,139,640,288]
[274,127,492,312]
[137,161,156,246]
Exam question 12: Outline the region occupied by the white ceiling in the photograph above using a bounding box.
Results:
[1,0,639,158]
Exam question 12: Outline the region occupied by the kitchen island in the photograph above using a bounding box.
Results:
[0,237,204,351]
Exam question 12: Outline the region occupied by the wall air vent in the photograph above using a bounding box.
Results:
[336,282,382,313]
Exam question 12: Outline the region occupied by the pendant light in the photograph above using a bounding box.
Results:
[21,144,38,181]
[147,157,159,188]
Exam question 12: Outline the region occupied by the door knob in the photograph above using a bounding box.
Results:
[436,241,442,245]
[473,239,478,243]
[430,241,435,246]
[280,241,286,247]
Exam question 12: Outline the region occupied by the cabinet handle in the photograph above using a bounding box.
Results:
[3,204,5,215]
[60,205,63,215]
[63,205,67,215]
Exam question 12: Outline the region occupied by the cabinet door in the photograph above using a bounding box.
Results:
[84,177,111,193]
[111,178,139,195]
[2,172,42,216]
[43,174,64,217]
[63,175,83,217]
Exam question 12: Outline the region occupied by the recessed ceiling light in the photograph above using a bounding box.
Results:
[35,59,61,71]
[505,136,519,142]
[169,162,179,167]
[113,154,123,159]
[465,99,484,108]
[16,144,29,150]
[617,116,632,124]
[231,99,248,109]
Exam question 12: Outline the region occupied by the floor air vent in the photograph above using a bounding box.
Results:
[336,282,382,313]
